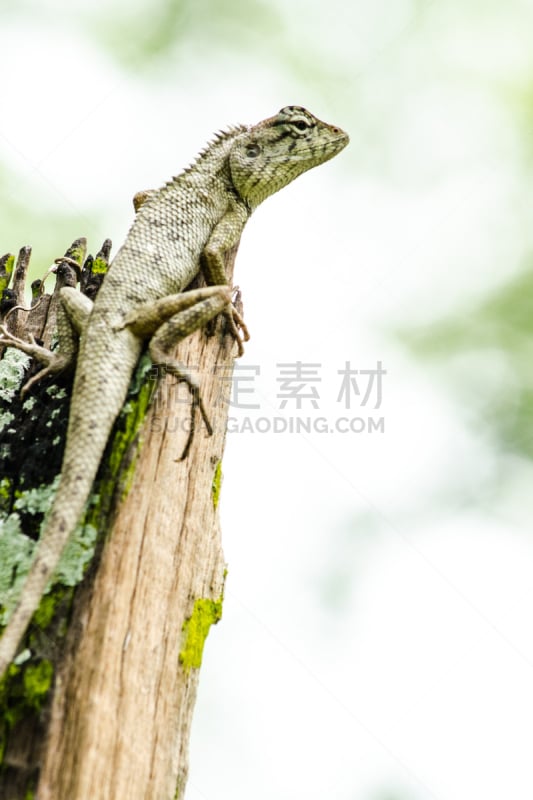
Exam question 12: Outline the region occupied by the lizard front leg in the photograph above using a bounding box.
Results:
[0,287,92,396]
[201,205,251,355]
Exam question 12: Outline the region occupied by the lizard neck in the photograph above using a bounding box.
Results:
[175,124,248,182]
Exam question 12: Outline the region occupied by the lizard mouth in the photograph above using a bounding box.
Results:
[288,132,349,162]
[330,129,350,150]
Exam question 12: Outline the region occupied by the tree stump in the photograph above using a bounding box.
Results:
[0,237,237,799]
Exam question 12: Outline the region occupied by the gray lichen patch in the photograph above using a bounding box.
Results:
[0,515,35,625]
[0,349,30,403]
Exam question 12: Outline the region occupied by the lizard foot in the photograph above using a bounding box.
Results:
[150,345,213,460]
[0,326,72,397]
[156,367,213,461]
[176,376,213,461]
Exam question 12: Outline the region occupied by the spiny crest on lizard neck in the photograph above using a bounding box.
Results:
[179,124,248,179]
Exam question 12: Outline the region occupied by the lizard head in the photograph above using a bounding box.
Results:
[229,106,349,209]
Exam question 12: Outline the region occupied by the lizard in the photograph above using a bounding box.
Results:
[0,105,349,676]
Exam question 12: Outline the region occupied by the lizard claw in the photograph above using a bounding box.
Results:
[224,307,249,357]
[0,326,51,361]
[0,326,38,354]
[224,288,250,358]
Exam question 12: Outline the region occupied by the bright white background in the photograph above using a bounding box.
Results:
[2,2,533,798]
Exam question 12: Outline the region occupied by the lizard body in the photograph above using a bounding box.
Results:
[0,106,348,675]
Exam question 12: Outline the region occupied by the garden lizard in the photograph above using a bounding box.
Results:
[0,105,349,675]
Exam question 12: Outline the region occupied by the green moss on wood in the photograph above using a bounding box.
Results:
[211,460,222,509]
[106,354,156,500]
[179,597,223,672]
[0,657,54,763]
[64,238,86,268]
[173,779,184,800]
[0,253,15,295]
[91,252,109,275]
[0,478,11,514]
[32,586,68,631]
[22,660,53,711]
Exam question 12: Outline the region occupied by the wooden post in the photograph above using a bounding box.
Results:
[0,240,238,799]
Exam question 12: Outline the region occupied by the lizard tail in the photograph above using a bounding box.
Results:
[0,355,137,676]
[0,463,103,676]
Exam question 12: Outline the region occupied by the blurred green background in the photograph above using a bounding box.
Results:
[2,1,533,798]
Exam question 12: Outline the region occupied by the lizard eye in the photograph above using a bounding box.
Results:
[246,143,261,158]
[293,120,309,131]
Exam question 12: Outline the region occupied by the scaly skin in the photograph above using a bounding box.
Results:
[0,105,349,675]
